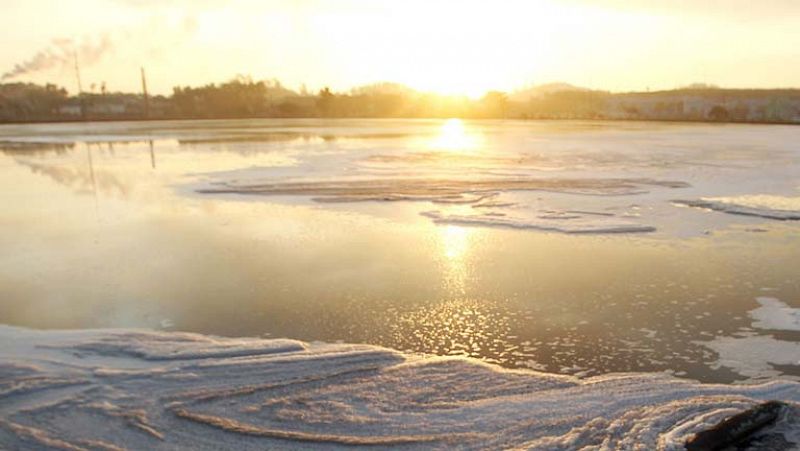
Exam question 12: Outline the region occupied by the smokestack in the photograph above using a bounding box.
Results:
[141,67,149,119]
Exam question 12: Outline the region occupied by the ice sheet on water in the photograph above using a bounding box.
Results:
[1,325,798,449]
[674,196,800,220]
[701,335,800,380]
[698,296,800,381]
[750,297,800,332]
[196,175,680,233]
[357,150,739,173]
[198,176,689,201]
[421,210,656,234]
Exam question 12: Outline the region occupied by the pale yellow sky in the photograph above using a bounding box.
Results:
[2,0,799,96]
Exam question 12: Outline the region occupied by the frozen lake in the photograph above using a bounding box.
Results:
[2,118,800,383]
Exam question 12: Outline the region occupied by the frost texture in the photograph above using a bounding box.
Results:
[1,325,798,450]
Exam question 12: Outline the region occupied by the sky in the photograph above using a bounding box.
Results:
[1,0,799,96]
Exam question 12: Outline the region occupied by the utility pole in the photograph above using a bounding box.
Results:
[74,51,86,120]
[141,67,150,119]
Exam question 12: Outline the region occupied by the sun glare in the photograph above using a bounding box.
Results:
[441,224,471,261]
[431,119,479,152]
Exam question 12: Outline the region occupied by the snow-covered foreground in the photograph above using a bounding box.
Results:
[1,325,798,450]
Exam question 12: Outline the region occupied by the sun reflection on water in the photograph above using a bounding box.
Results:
[441,224,470,260]
[431,118,480,152]
[402,225,520,365]
[438,224,473,296]
[390,298,513,364]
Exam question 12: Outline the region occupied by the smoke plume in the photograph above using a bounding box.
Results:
[1,34,113,81]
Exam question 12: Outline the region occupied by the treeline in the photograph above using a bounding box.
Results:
[2,77,800,123]
[0,83,70,122]
[171,79,509,119]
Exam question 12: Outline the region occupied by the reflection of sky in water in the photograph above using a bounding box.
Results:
[1,119,800,383]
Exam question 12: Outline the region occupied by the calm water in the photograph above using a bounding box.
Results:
[1,118,799,383]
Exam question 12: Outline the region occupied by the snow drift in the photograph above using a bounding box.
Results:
[1,325,798,450]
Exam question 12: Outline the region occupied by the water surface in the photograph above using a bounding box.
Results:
[2,118,799,383]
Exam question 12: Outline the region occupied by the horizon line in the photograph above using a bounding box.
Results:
[4,77,800,98]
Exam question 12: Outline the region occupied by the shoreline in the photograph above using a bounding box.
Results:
[1,116,800,127]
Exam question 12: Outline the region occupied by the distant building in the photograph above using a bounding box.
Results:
[58,103,82,116]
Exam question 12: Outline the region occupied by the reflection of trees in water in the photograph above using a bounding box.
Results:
[177,132,316,146]
[175,131,413,151]
[16,152,132,199]
[1,140,155,156]
[0,142,76,155]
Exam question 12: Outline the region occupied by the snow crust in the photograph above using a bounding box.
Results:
[1,325,798,450]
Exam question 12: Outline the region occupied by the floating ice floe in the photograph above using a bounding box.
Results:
[195,173,687,234]
[673,196,800,220]
[422,210,656,234]
[1,325,798,450]
[750,297,800,332]
[698,297,800,381]
[198,176,689,202]
[701,335,800,380]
